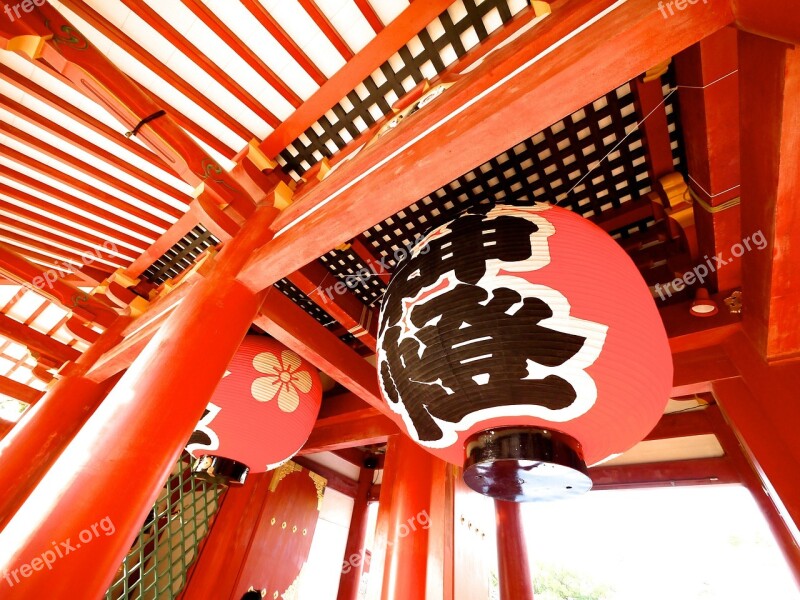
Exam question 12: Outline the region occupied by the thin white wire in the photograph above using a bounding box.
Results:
[560,69,739,203]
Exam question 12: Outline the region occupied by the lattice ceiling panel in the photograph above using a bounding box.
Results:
[142,226,219,285]
[358,77,663,270]
[277,0,530,179]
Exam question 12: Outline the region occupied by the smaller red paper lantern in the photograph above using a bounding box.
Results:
[187,335,322,482]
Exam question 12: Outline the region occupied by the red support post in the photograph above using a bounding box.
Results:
[369,434,435,600]
[0,313,130,531]
[0,201,279,598]
[494,500,534,600]
[337,464,375,600]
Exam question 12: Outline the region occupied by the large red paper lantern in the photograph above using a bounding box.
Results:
[187,335,322,482]
[377,203,672,500]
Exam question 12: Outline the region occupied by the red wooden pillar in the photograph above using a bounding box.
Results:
[337,464,374,600]
[369,434,435,600]
[0,202,279,598]
[494,500,534,600]
[0,316,130,530]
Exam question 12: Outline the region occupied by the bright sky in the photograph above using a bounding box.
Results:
[520,484,800,600]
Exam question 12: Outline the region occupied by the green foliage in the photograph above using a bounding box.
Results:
[532,563,614,600]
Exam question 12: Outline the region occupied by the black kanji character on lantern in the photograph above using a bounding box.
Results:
[380,284,587,443]
[380,213,540,339]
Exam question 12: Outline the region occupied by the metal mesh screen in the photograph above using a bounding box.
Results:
[104,452,226,599]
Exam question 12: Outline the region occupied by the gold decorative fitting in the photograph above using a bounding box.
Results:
[269,461,302,492]
[127,296,150,318]
[247,139,278,171]
[282,521,287,529]
[686,186,741,214]
[302,528,307,536]
[273,181,294,211]
[110,268,140,289]
[7,35,49,59]
[292,525,297,533]
[531,1,552,17]
[724,290,742,314]
[643,59,672,82]
[270,517,276,526]
[335,241,352,252]
[308,471,327,511]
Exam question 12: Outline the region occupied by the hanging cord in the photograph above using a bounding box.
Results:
[557,69,740,205]
[125,109,167,138]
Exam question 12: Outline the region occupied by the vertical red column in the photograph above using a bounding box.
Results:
[369,435,435,600]
[0,202,278,598]
[495,500,534,600]
[337,464,375,600]
[0,316,130,530]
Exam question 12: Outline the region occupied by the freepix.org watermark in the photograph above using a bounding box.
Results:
[658,0,708,19]
[322,236,429,304]
[3,0,46,22]
[340,509,430,574]
[2,516,116,588]
[654,230,767,301]
[6,241,119,309]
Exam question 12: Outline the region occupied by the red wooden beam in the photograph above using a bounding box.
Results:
[631,72,675,185]
[644,407,715,441]
[0,242,118,327]
[0,375,44,405]
[589,456,740,490]
[300,395,398,454]
[7,2,259,235]
[0,65,170,174]
[116,0,280,127]
[0,181,147,252]
[0,198,137,264]
[672,344,737,397]
[185,0,306,105]
[353,0,384,34]
[260,0,454,156]
[297,0,354,61]
[57,0,256,143]
[292,456,358,498]
[239,0,327,87]
[674,28,741,291]
[241,0,734,291]
[733,0,800,45]
[2,147,169,235]
[288,261,378,351]
[0,313,81,365]
[739,33,800,361]
[2,96,191,207]
[3,122,184,220]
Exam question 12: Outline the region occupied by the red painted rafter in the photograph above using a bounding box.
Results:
[589,457,740,490]
[3,122,185,221]
[0,375,43,405]
[2,147,168,235]
[116,0,281,128]
[57,0,255,146]
[184,0,306,105]
[353,0,384,34]
[0,182,147,252]
[0,312,81,365]
[238,0,327,87]
[261,0,453,156]
[2,96,190,207]
[0,216,130,267]
[0,65,172,174]
[241,0,734,292]
[297,0,354,61]
[0,230,114,274]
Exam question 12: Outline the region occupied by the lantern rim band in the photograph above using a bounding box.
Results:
[463,427,592,502]
[191,455,250,486]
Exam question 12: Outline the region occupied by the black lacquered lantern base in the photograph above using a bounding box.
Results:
[463,427,592,502]
[191,455,249,485]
